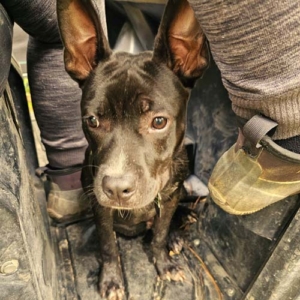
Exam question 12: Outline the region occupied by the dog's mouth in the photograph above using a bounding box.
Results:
[101,192,162,211]
[96,190,159,210]
[110,206,133,210]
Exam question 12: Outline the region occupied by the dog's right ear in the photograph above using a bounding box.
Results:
[153,0,209,88]
[57,0,111,84]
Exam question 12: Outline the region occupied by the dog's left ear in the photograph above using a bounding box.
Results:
[153,0,209,88]
[57,0,111,84]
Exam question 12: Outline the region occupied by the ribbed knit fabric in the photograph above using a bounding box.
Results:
[189,0,300,140]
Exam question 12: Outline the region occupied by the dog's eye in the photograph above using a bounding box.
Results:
[152,117,167,130]
[86,116,99,128]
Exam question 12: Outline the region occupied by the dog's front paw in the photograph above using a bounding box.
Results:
[168,231,185,255]
[99,278,124,300]
[99,263,125,300]
[160,262,186,282]
[154,252,186,282]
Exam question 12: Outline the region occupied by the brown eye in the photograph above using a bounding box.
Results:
[152,117,167,130]
[86,116,99,128]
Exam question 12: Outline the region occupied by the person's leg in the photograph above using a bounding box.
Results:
[189,0,300,144]
[2,0,106,222]
[27,35,88,221]
[188,0,300,214]
[27,38,86,169]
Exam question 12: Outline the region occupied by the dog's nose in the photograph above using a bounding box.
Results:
[102,175,136,202]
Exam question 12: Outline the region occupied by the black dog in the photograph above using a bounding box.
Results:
[57,0,208,298]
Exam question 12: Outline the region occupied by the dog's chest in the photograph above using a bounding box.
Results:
[113,202,157,236]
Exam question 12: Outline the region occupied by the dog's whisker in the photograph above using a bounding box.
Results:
[80,185,94,199]
[119,209,125,219]
[117,209,122,218]
[80,191,94,202]
[124,209,132,220]
[81,164,100,170]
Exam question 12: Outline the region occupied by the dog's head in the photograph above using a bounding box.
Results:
[57,0,208,210]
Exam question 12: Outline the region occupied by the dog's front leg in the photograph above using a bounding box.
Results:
[93,205,124,300]
[151,189,185,282]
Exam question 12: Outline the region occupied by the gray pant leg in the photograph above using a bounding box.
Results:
[189,0,300,140]
[27,38,87,168]
[2,0,106,168]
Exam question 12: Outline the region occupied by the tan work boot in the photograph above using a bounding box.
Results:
[208,115,300,215]
[43,166,91,223]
